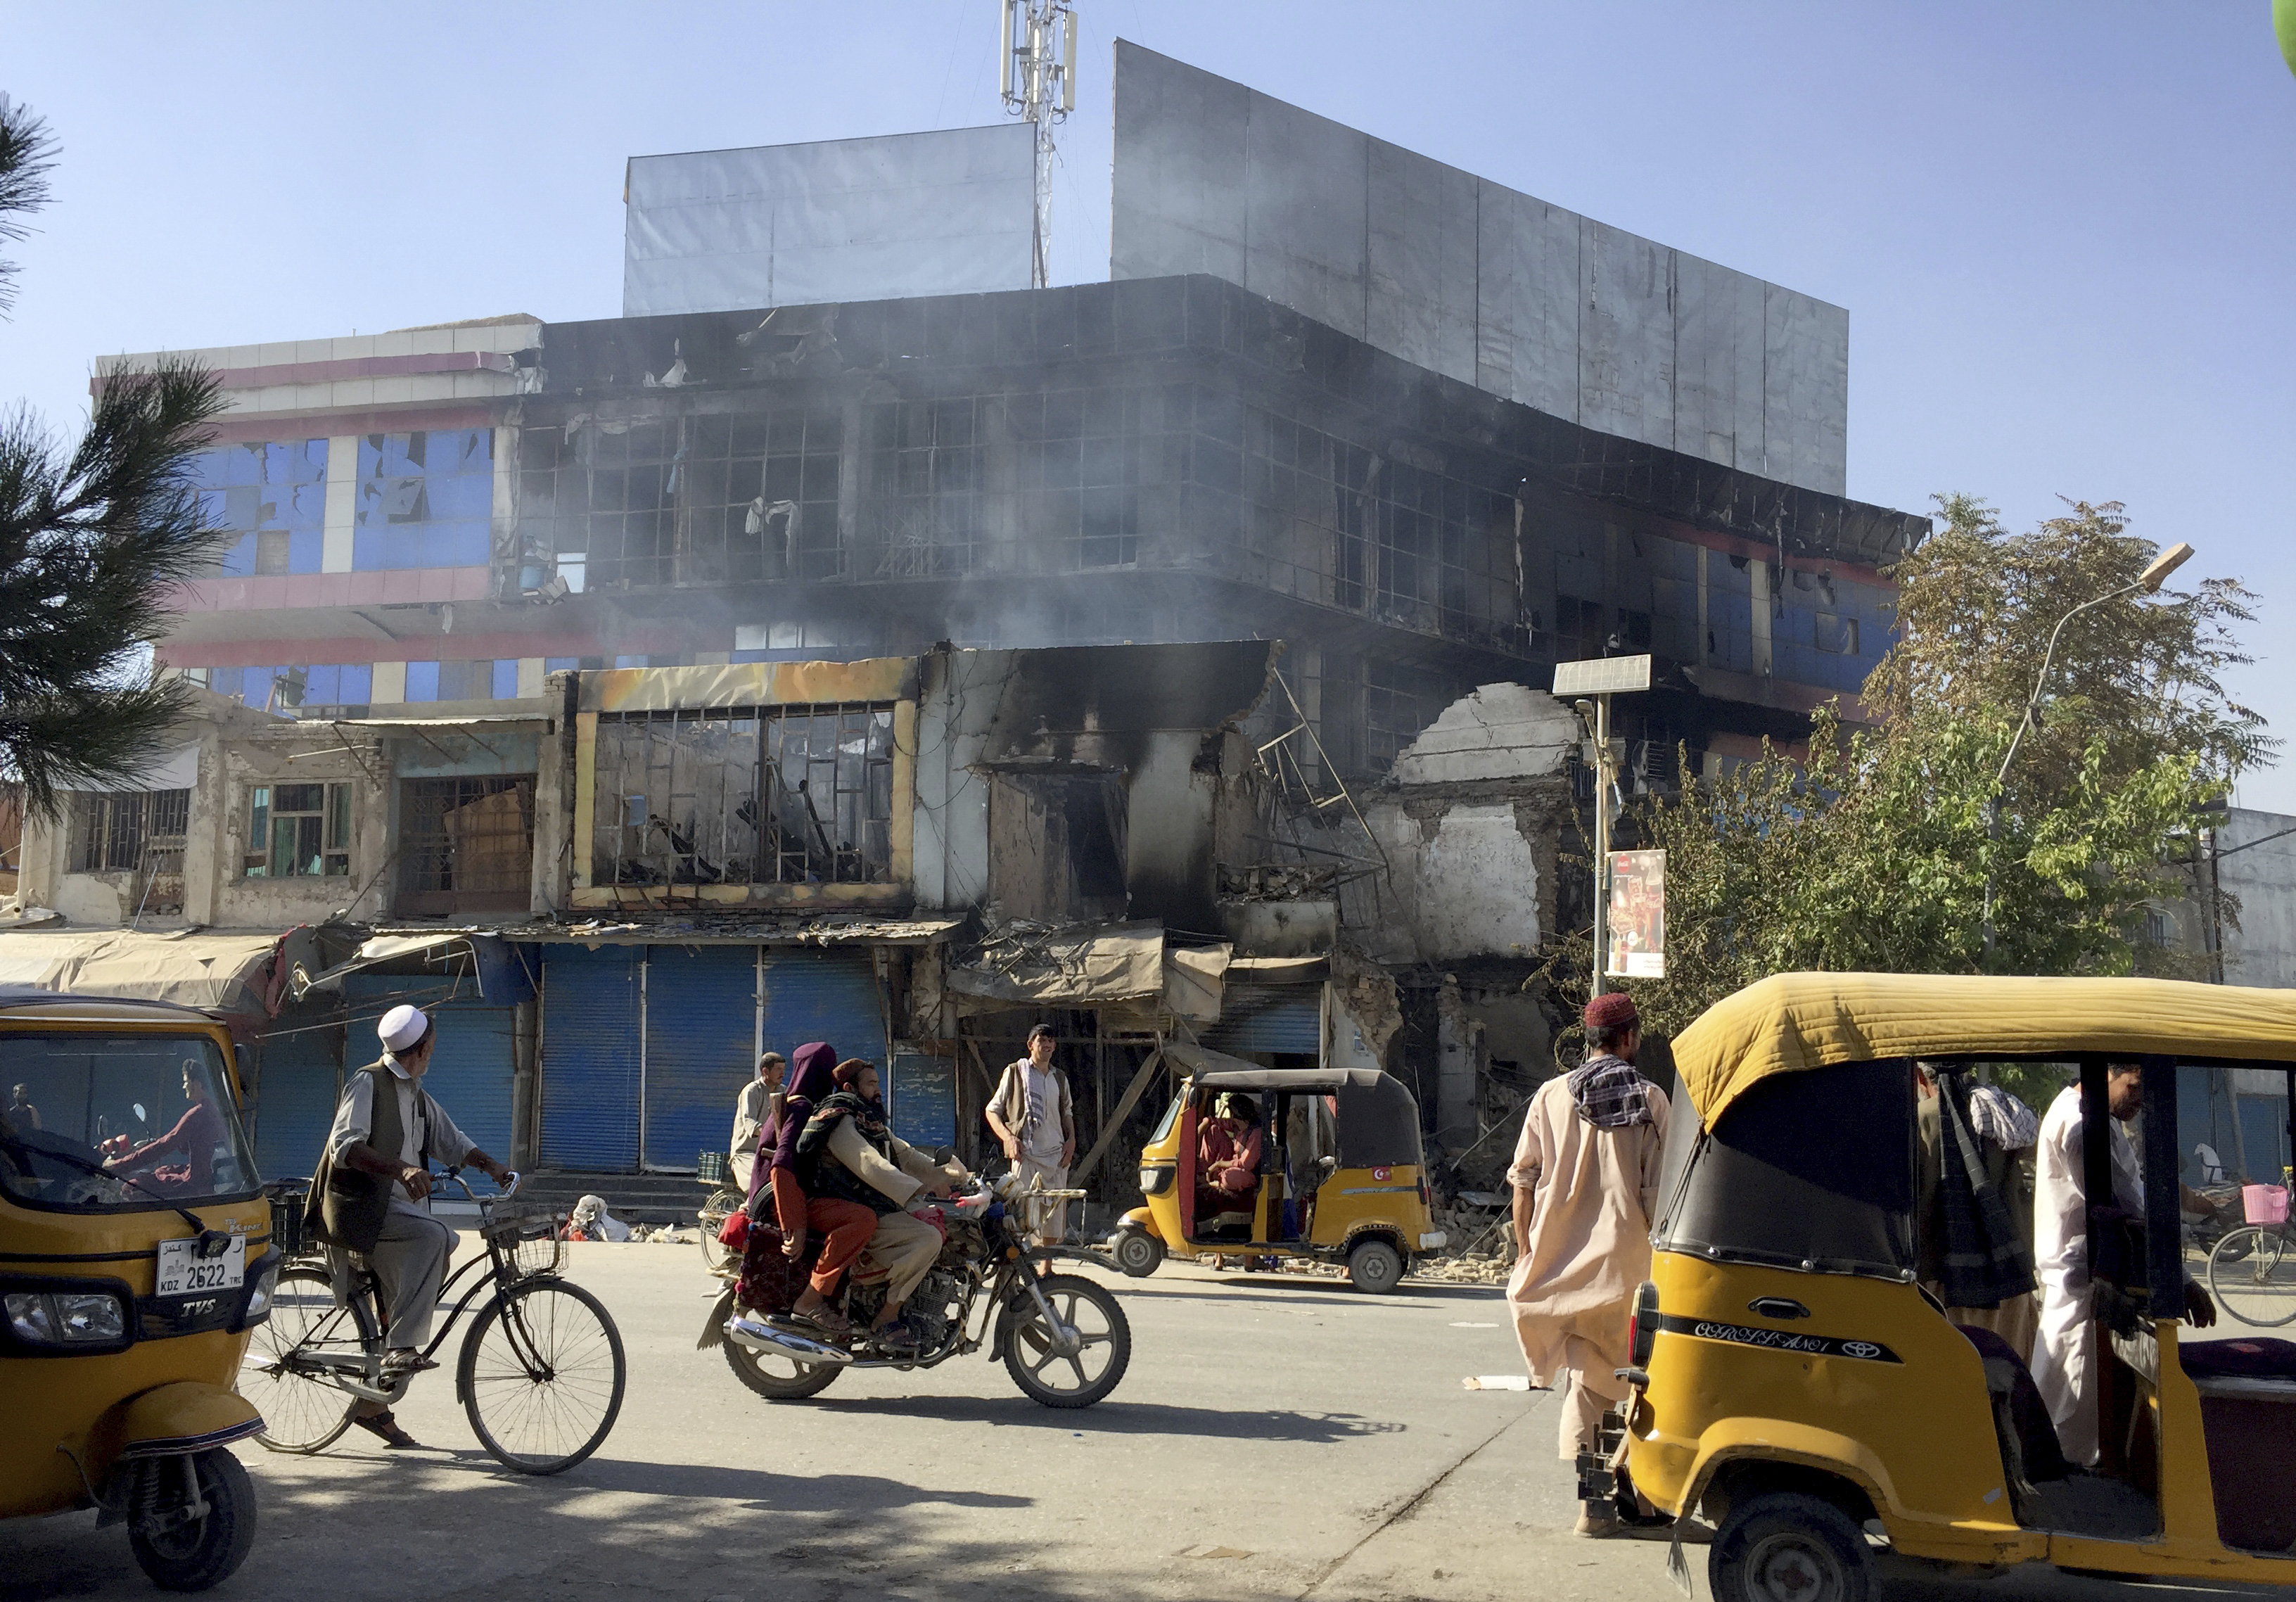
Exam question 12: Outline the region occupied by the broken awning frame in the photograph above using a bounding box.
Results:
[293,932,534,1006]
[943,922,1166,1007]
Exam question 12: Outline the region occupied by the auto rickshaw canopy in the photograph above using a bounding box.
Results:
[1671,972,2296,1129]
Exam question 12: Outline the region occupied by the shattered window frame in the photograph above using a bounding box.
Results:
[591,701,895,890]
[244,782,352,879]
[397,775,536,915]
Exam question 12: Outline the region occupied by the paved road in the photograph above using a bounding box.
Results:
[1,1248,2272,1601]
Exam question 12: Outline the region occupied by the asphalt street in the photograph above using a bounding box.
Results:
[4,1247,2284,1601]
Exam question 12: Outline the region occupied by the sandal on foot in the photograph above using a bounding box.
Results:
[379,1349,438,1378]
[350,1409,423,1449]
[789,1303,853,1337]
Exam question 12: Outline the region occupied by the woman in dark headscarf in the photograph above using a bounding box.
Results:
[753,1042,872,1334]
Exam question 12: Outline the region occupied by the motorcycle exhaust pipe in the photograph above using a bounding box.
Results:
[726,1314,853,1366]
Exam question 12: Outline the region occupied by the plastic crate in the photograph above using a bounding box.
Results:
[262,1180,311,1259]
[698,1150,728,1185]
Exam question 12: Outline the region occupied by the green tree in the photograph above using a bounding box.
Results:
[1598,495,2271,1043]
[0,96,226,817]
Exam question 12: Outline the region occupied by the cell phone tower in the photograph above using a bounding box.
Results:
[1000,0,1076,288]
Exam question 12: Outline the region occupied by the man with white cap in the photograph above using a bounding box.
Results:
[305,1003,513,1448]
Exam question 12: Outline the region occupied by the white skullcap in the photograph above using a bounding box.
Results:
[378,1004,430,1053]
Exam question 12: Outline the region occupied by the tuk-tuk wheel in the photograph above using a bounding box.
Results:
[1346,1238,1404,1295]
[1111,1226,1164,1278]
[126,1449,257,1593]
[1709,1492,1872,1602]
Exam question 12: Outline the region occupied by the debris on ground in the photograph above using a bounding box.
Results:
[1462,1375,1532,1391]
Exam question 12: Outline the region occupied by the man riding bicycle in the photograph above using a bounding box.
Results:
[305,1004,513,1448]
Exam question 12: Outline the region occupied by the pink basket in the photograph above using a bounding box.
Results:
[2243,1184,2290,1226]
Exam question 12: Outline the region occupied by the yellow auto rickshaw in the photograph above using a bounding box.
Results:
[1605,972,2296,1600]
[1,988,275,1590]
[1109,1044,1443,1293]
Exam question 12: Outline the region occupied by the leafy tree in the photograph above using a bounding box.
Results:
[1586,495,2270,1044]
[0,95,226,818]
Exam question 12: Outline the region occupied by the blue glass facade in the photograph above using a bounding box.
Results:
[191,439,328,577]
[352,429,494,570]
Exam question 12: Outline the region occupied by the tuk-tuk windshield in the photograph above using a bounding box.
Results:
[1,1034,258,1212]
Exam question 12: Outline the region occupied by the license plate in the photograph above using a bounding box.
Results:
[155,1236,245,1298]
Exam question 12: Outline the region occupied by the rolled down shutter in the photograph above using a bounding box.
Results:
[759,950,886,1072]
[641,945,758,1172]
[541,945,642,1172]
[888,1050,957,1150]
[347,975,515,1168]
[1202,983,1322,1055]
[253,1007,341,1183]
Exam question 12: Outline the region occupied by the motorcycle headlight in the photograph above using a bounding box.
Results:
[6,1289,128,1347]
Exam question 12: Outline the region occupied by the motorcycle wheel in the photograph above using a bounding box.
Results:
[1000,1272,1131,1409]
[724,1333,843,1399]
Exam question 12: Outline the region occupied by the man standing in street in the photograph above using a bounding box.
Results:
[986,1023,1076,1247]
[729,1050,786,1193]
[1505,991,1671,1538]
[2030,1063,2215,1466]
[306,1004,514,1449]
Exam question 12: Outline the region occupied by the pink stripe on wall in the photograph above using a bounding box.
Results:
[201,404,501,444]
[160,625,702,670]
[170,568,497,611]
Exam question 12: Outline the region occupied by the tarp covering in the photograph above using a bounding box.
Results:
[1163,943,1230,1022]
[1673,972,2296,1129]
[0,929,280,1014]
[945,922,1165,1006]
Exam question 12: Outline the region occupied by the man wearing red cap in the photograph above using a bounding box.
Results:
[1505,990,1671,1537]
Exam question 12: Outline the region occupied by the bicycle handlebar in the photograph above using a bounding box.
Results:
[433,1166,521,1202]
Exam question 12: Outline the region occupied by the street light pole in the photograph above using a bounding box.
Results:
[1980,542,2194,959]
[1554,654,1652,999]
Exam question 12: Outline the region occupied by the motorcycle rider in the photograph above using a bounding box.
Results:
[794,1058,967,1346]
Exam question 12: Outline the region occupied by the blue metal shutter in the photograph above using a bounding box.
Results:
[1203,983,1322,1055]
[759,950,886,1073]
[888,1050,957,1149]
[642,945,758,1172]
[347,976,515,1166]
[253,1008,341,1183]
[540,945,642,1172]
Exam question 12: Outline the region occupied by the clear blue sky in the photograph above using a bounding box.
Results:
[5,3,2290,808]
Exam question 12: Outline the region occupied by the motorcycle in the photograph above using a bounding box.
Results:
[698,1174,1130,1409]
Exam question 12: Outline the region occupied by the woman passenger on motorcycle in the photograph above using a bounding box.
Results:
[761,1042,877,1336]
[796,1059,966,1347]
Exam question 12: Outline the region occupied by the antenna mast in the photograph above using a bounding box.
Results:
[1000,0,1076,289]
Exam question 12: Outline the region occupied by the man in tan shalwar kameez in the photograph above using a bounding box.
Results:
[1506,991,1671,1537]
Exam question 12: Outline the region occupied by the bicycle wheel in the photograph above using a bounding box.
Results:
[241,1264,364,1454]
[2209,1226,2296,1328]
[698,1187,742,1274]
[459,1278,626,1474]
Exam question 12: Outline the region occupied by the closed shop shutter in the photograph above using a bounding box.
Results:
[888,1050,957,1150]
[641,946,758,1172]
[759,949,887,1072]
[253,1007,341,1183]
[347,975,516,1167]
[541,945,642,1172]
[1203,983,1322,1056]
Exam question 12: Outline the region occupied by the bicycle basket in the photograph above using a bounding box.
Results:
[697,1150,728,1185]
[262,1178,311,1259]
[482,1199,565,1278]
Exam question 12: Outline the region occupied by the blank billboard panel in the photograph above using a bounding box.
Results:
[1111,44,1849,497]
[625,125,1035,319]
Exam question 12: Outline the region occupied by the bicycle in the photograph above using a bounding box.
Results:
[695,1150,743,1275]
[2207,1175,2296,1329]
[239,1171,627,1474]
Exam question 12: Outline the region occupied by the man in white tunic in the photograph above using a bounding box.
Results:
[986,1024,1076,1246]
[2029,1064,2215,1466]
[1507,991,1671,1537]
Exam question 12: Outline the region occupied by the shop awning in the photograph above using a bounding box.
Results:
[293,932,535,1005]
[945,922,1166,1005]
[0,929,282,1015]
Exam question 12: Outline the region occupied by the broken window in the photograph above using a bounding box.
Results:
[987,771,1130,923]
[1362,659,1466,774]
[74,789,191,874]
[680,409,845,584]
[869,398,982,576]
[188,439,329,578]
[352,430,492,570]
[245,783,351,879]
[1813,613,1859,655]
[397,776,535,915]
[591,702,894,889]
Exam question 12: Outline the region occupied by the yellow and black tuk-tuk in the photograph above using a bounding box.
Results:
[1109,1043,1444,1293]
[1609,972,2296,1600]
[1,989,275,1591]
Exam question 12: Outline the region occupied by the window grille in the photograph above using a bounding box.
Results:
[75,790,191,873]
[397,776,535,915]
[245,782,351,878]
[592,703,894,889]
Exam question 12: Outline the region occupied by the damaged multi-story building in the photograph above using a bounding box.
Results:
[40,44,1929,1207]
